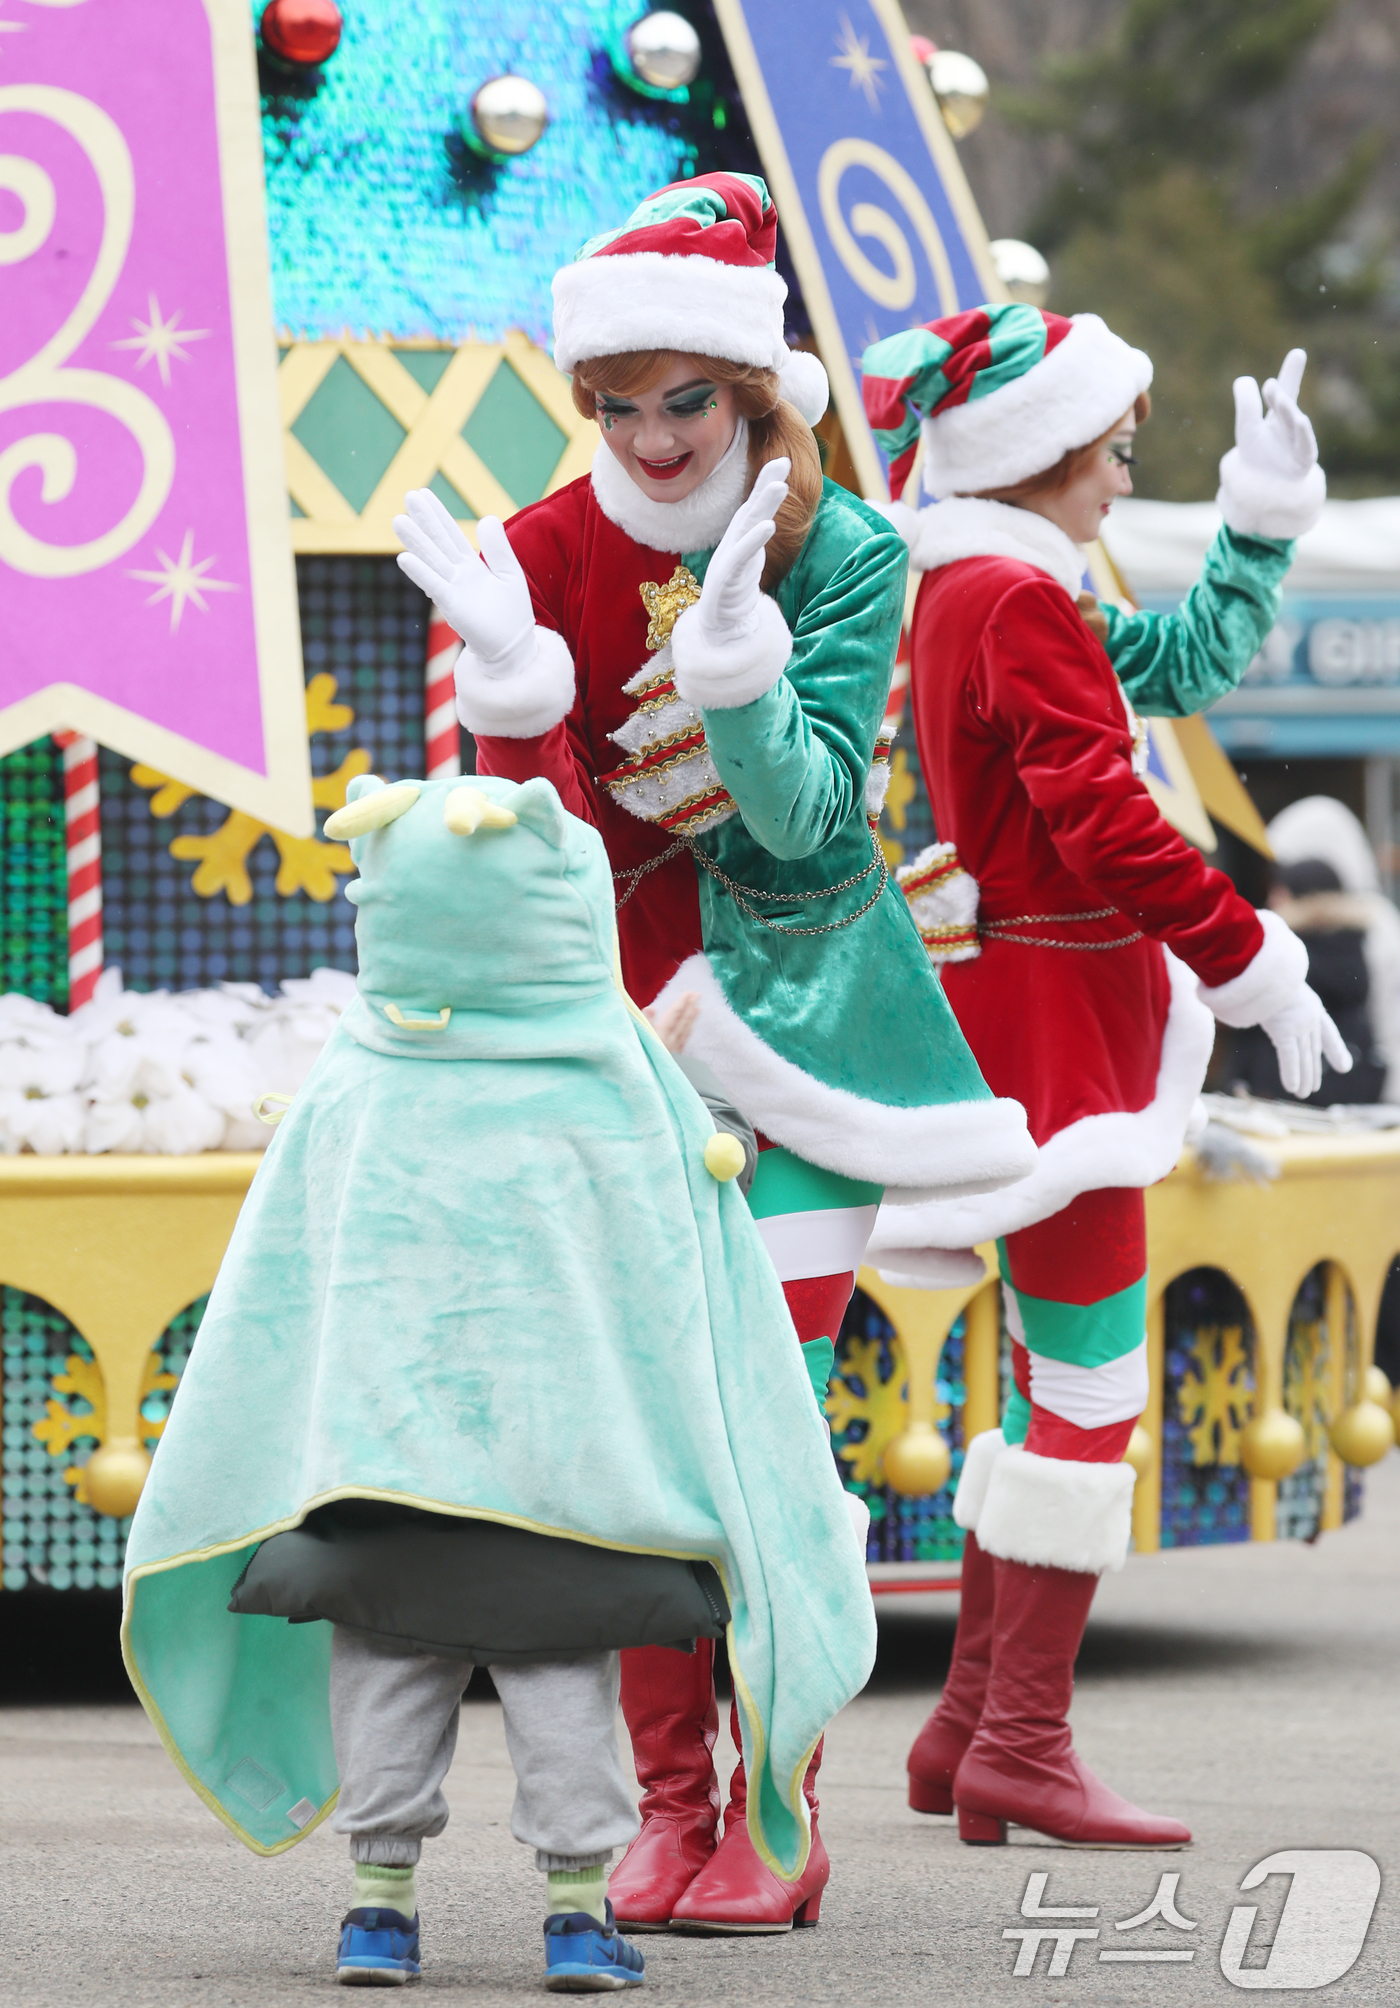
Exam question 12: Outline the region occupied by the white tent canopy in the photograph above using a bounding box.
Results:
[1100,497,1400,599]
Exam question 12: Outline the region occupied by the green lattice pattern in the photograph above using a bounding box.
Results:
[0,740,66,1007]
[1,1287,205,1592]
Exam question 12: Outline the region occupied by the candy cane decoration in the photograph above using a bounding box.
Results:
[52,731,103,1010]
[424,604,462,779]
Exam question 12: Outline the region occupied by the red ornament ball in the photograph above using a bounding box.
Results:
[260,0,343,68]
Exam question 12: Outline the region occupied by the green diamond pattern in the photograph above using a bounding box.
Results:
[291,356,407,513]
[463,362,567,506]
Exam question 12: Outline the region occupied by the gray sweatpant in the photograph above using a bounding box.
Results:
[329,1628,640,1872]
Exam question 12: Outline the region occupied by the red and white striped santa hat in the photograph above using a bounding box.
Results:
[552,172,828,424]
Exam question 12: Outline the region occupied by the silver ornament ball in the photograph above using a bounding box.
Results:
[989,238,1050,306]
[926,48,988,139]
[471,75,549,158]
[625,11,701,91]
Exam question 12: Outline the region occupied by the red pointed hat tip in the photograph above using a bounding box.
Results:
[260,0,343,67]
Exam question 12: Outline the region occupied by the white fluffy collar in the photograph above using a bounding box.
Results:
[903,496,1086,597]
[589,417,749,554]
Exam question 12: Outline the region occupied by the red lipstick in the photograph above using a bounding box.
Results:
[635,452,693,481]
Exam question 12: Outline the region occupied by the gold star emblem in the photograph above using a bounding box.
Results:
[640,565,703,652]
[127,531,239,634]
[831,11,887,112]
[111,295,211,387]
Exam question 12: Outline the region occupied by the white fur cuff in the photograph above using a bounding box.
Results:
[952,1427,1005,1533]
[1217,449,1326,542]
[1198,908,1308,1028]
[977,1447,1135,1575]
[454,626,576,740]
[672,593,792,710]
[873,1245,986,1289]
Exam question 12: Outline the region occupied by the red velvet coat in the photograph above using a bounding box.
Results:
[909,555,1262,1151]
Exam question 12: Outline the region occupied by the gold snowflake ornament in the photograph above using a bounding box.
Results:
[34,1349,177,1507]
[133,673,372,905]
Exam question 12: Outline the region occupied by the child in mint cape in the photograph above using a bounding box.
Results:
[122,771,874,1994]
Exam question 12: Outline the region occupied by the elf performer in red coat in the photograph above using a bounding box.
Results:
[859,306,1348,1848]
[393,177,1035,1932]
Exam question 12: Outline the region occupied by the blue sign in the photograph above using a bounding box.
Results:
[1140,594,1400,757]
[713,0,1000,497]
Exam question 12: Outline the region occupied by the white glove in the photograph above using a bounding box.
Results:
[1260,983,1353,1099]
[394,491,535,677]
[1217,348,1326,541]
[694,458,789,646]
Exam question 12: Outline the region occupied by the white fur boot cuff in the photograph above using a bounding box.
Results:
[976,1447,1135,1574]
[952,1427,1005,1533]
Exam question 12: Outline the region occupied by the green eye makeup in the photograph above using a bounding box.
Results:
[1109,445,1138,468]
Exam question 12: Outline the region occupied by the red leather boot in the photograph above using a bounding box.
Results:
[608,1642,721,1929]
[670,1701,828,1933]
[954,1557,1190,1847]
[907,1529,995,1814]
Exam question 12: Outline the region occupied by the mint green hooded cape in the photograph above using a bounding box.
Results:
[122,773,874,1879]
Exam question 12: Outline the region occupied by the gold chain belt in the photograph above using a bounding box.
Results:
[613,823,889,937]
[980,906,1144,951]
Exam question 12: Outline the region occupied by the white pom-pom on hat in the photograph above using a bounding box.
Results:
[777,347,829,426]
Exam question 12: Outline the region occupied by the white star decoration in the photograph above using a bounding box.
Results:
[128,532,239,634]
[831,11,887,111]
[111,295,211,387]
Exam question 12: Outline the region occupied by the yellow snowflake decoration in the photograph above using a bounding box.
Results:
[1177,1323,1252,1467]
[1284,1315,1330,1460]
[826,1336,951,1487]
[878,747,918,869]
[33,1350,177,1507]
[132,673,372,905]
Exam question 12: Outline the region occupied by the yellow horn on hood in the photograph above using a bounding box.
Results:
[324,782,421,839]
[445,786,518,834]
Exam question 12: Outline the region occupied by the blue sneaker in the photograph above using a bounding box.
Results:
[543,1901,645,1992]
[336,1906,421,1985]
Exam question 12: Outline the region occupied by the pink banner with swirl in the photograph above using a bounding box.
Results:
[0,0,311,832]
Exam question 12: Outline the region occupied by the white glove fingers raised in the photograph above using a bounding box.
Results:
[392,513,442,566]
[1321,1011,1354,1073]
[724,518,778,568]
[396,550,451,604]
[477,515,527,584]
[1232,375,1265,448]
[405,488,473,568]
[749,460,791,511]
[1275,348,1308,408]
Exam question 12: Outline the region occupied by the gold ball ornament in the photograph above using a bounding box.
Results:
[625,11,701,91]
[703,1132,747,1183]
[883,1420,952,1498]
[989,238,1050,307]
[1123,1424,1155,1477]
[84,1438,152,1519]
[1329,1400,1395,1468]
[469,76,549,158]
[1364,1364,1392,1408]
[925,49,989,139]
[1239,1409,1307,1481]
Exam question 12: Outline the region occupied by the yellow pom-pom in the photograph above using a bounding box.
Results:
[704,1132,747,1182]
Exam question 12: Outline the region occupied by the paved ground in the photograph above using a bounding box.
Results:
[2,1458,1397,2006]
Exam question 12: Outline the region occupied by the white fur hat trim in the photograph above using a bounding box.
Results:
[553,251,788,374]
[923,315,1153,500]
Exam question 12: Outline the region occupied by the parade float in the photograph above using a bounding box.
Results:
[1,0,1394,1601]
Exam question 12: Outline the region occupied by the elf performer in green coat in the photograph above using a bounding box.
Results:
[859,306,1347,1849]
[394,173,1035,1933]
